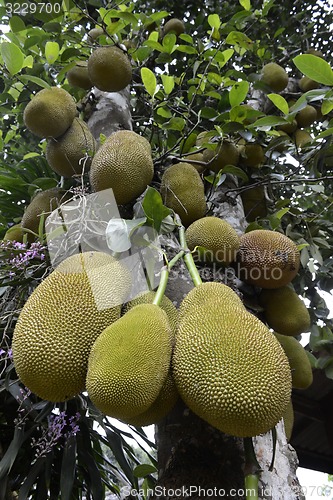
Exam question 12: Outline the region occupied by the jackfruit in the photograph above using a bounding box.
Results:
[160,162,206,227]
[202,142,239,174]
[261,63,289,92]
[46,118,96,177]
[88,46,132,92]
[239,143,265,168]
[282,399,294,441]
[23,87,77,138]
[4,224,24,242]
[88,27,104,41]
[259,286,311,336]
[163,18,185,36]
[237,229,300,289]
[86,304,172,419]
[274,332,313,389]
[90,130,154,205]
[306,48,324,58]
[294,129,312,148]
[21,188,67,239]
[179,282,245,323]
[12,251,131,402]
[185,152,206,173]
[298,76,320,92]
[241,186,267,222]
[173,301,292,437]
[185,216,239,266]
[277,119,298,135]
[67,62,92,90]
[296,105,317,128]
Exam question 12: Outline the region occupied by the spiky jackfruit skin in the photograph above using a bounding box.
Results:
[46,118,96,177]
[21,188,66,238]
[86,304,172,419]
[12,252,131,402]
[259,286,311,336]
[274,332,313,389]
[88,46,132,92]
[4,224,24,242]
[185,216,239,266]
[23,87,77,138]
[163,18,185,36]
[123,291,178,335]
[295,105,317,128]
[90,130,154,205]
[67,62,92,90]
[160,162,206,227]
[282,399,294,441]
[261,63,288,92]
[237,229,300,289]
[179,282,245,323]
[202,142,239,174]
[173,302,292,437]
[241,186,267,222]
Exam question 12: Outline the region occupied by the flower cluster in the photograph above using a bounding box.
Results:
[0,240,47,281]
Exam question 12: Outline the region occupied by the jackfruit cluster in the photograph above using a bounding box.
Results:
[274,332,313,389]
[90,130,153,205]
[12,252,131,402]
[88,46,132,92]
[259,286,311,336]
[86,304,173,420]
[237,229,300,289]
[185,216,239,266]
[173,284,292,437]
[160,162,206,226]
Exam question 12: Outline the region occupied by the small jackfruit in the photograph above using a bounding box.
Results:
[67,62,92,90]
[12,252,131,401]
[23,87,77,138]
[21,188,67,239]
[90,130,154,205]
[294,129,312,148]
[185,152,206,173]
[239,143,265,168]
[163,18,185,36]
[274,332,313,389]
[241,186,267,222]
[88,27,104,41]
[173,301,292,437]
[282,399,294,441]
[46,118,96,177]
[298,76,320,92]
[202,142,239,174]
[295,105,317,128]
[88,46,132,92]
[160,162,206,227]
[259,286,311,336]
[261,63,288,92]
[185,216,239,266]
[86,304,172,419]
[237,229,300,289]
[4,224,24,242]
[277,119,298,135]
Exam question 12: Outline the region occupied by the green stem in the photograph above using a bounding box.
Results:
[244,474,259,500]
[152,249,185,306]
[177,216,202,287]
[243,437,260,500]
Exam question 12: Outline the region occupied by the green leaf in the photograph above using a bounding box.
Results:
[142,187,171,232]
[225,31,253,50]
[162,33,177,54]
[293,54,333,85]
[162,117,185,131]
[161,74,174,95]
[314,127,333,140]
[45,41,59,64]
[239,0,251,10]
[275,207,290,219]
[321,99,333,115]
[267,93,289,115]
[229,80,249,107]
[208,14,221,30]
[251,116,287,128]
[133,464,157,478]
[19,75,51,89]
[141,67,157,98]
[60,436,77,500]
[9,15,26,33]
[1,42,24,75]
[221,165,249,182]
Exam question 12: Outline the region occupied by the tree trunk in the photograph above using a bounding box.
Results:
[87,90,305,500]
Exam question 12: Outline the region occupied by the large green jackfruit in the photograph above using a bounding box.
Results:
[88,46,132,92]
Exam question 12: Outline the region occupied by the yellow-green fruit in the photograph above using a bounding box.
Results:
[46,118,96,177]
[163,18,185,36]
[173,302,292,437]
[88,46,132,92]
[185,152,206,173]
[179,282,245,323]
[185,216,239,265]
[274,332,313,389]
[122,371,179,426]
[294,129,312,148]
[88,27,104,41]
[67,62,92,90]
[259,286,311,336]
[21,188,66,238]
[23,87,77,138]
[241,186,267,222]
[239,143,265,168]
[90,130,153,205]
[86,304,172,419]
[306,48,324,58]
[203,142,239,174]
[298,76,320,92]
[277,119,298,135]
[282,399,294,441]
[261,63,288,92]
[123,291,178,335]
[160,162,206,227]
[12,252,131,402]
[4,224,24,242]
[295,105,317,128]
[237,229,300,289]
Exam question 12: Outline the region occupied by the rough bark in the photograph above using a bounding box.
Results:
[88,90,305,500]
